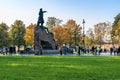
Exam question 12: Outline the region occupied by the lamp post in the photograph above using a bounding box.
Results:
[82,19,85,53]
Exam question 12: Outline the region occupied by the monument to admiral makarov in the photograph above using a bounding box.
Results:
[34,8,57,52]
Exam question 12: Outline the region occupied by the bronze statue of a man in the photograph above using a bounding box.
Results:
[37,8,47,26]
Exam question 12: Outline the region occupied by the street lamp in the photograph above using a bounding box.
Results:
[82,19,85,53]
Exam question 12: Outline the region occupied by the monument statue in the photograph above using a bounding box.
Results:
[37,8,47,26]
[34,8,57,54]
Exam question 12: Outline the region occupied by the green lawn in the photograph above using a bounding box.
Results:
[0,56,120,80]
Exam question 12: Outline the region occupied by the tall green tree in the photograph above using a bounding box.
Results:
[9,20,26,51]
[113,19,120,44]
[112,13,120,36]
[111,13,120,44]
[0,22,9,48]
[46,17,62,32]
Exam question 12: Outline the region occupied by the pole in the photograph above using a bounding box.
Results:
[82,19,85,53]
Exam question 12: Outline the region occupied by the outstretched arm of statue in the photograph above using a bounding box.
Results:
[43,11,47,13]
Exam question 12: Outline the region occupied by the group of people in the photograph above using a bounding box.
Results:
[76,46,103,55]
[0,46,16,55]
[59,44,68,55]
[0,47,8,55]
[1,45,120,56]
[79,46,120,56]
[110,46,120,55]
[59,44,120,56]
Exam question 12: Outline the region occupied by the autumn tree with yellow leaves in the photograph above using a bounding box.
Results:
[53,19,82,46]
[53,25,64,46]
[24,23,36,47]
[64,20,82,46]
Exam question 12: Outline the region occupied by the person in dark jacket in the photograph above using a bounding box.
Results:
[91,46,94,55]
[117,46,120,55]
[61,44,68,55]
[110,47,113,55]
[78,46,81,55]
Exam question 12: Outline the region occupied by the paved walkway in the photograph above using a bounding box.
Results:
[51,53,117,56]
[0,53,118,56]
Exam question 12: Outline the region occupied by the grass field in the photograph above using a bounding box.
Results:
[0,56,120,80]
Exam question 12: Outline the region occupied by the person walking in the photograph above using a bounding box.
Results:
[91,46,95,55]
[110,47,113,55]
[78,46,81,55]
[59,46,63,55]
[97,47,101,55]
[94,47,97,55]
[86,46,90,54]
[62,44,68,55]
[113,46,117,56]
[117,46,120,55]
[2,47,6,55]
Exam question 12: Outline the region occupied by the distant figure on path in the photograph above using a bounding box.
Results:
[78,46,81,55]
[59,46,63,55]
[97,47,101,55]
[2,47,7,55]
[91,46,95,55]
[62,44,68,55]
[113,46,117,56]
[110,47,113,55]
[117,46,120,55]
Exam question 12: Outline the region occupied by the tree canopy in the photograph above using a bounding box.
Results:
[9,20,25,51]
[24,23,36,47]
[53,19,82,46]
[0,22,9,48]
[46,17,62,32]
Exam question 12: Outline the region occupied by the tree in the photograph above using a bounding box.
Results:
[46,17,62,32]
[104,22,112,43]
[113,20,120,44]
[24,23,36,47]
[53,25,64,46]
[9,20,26,51]
[0,22,9,48]
[53,19,82,47]
[64,20,82,46]
[111,13,120,44]
[113,13,120,30]
[111,13,120,36]
[94,22,110,46]
[86,28,95,46]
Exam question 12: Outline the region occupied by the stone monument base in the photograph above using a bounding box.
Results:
[34,25,57,51]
